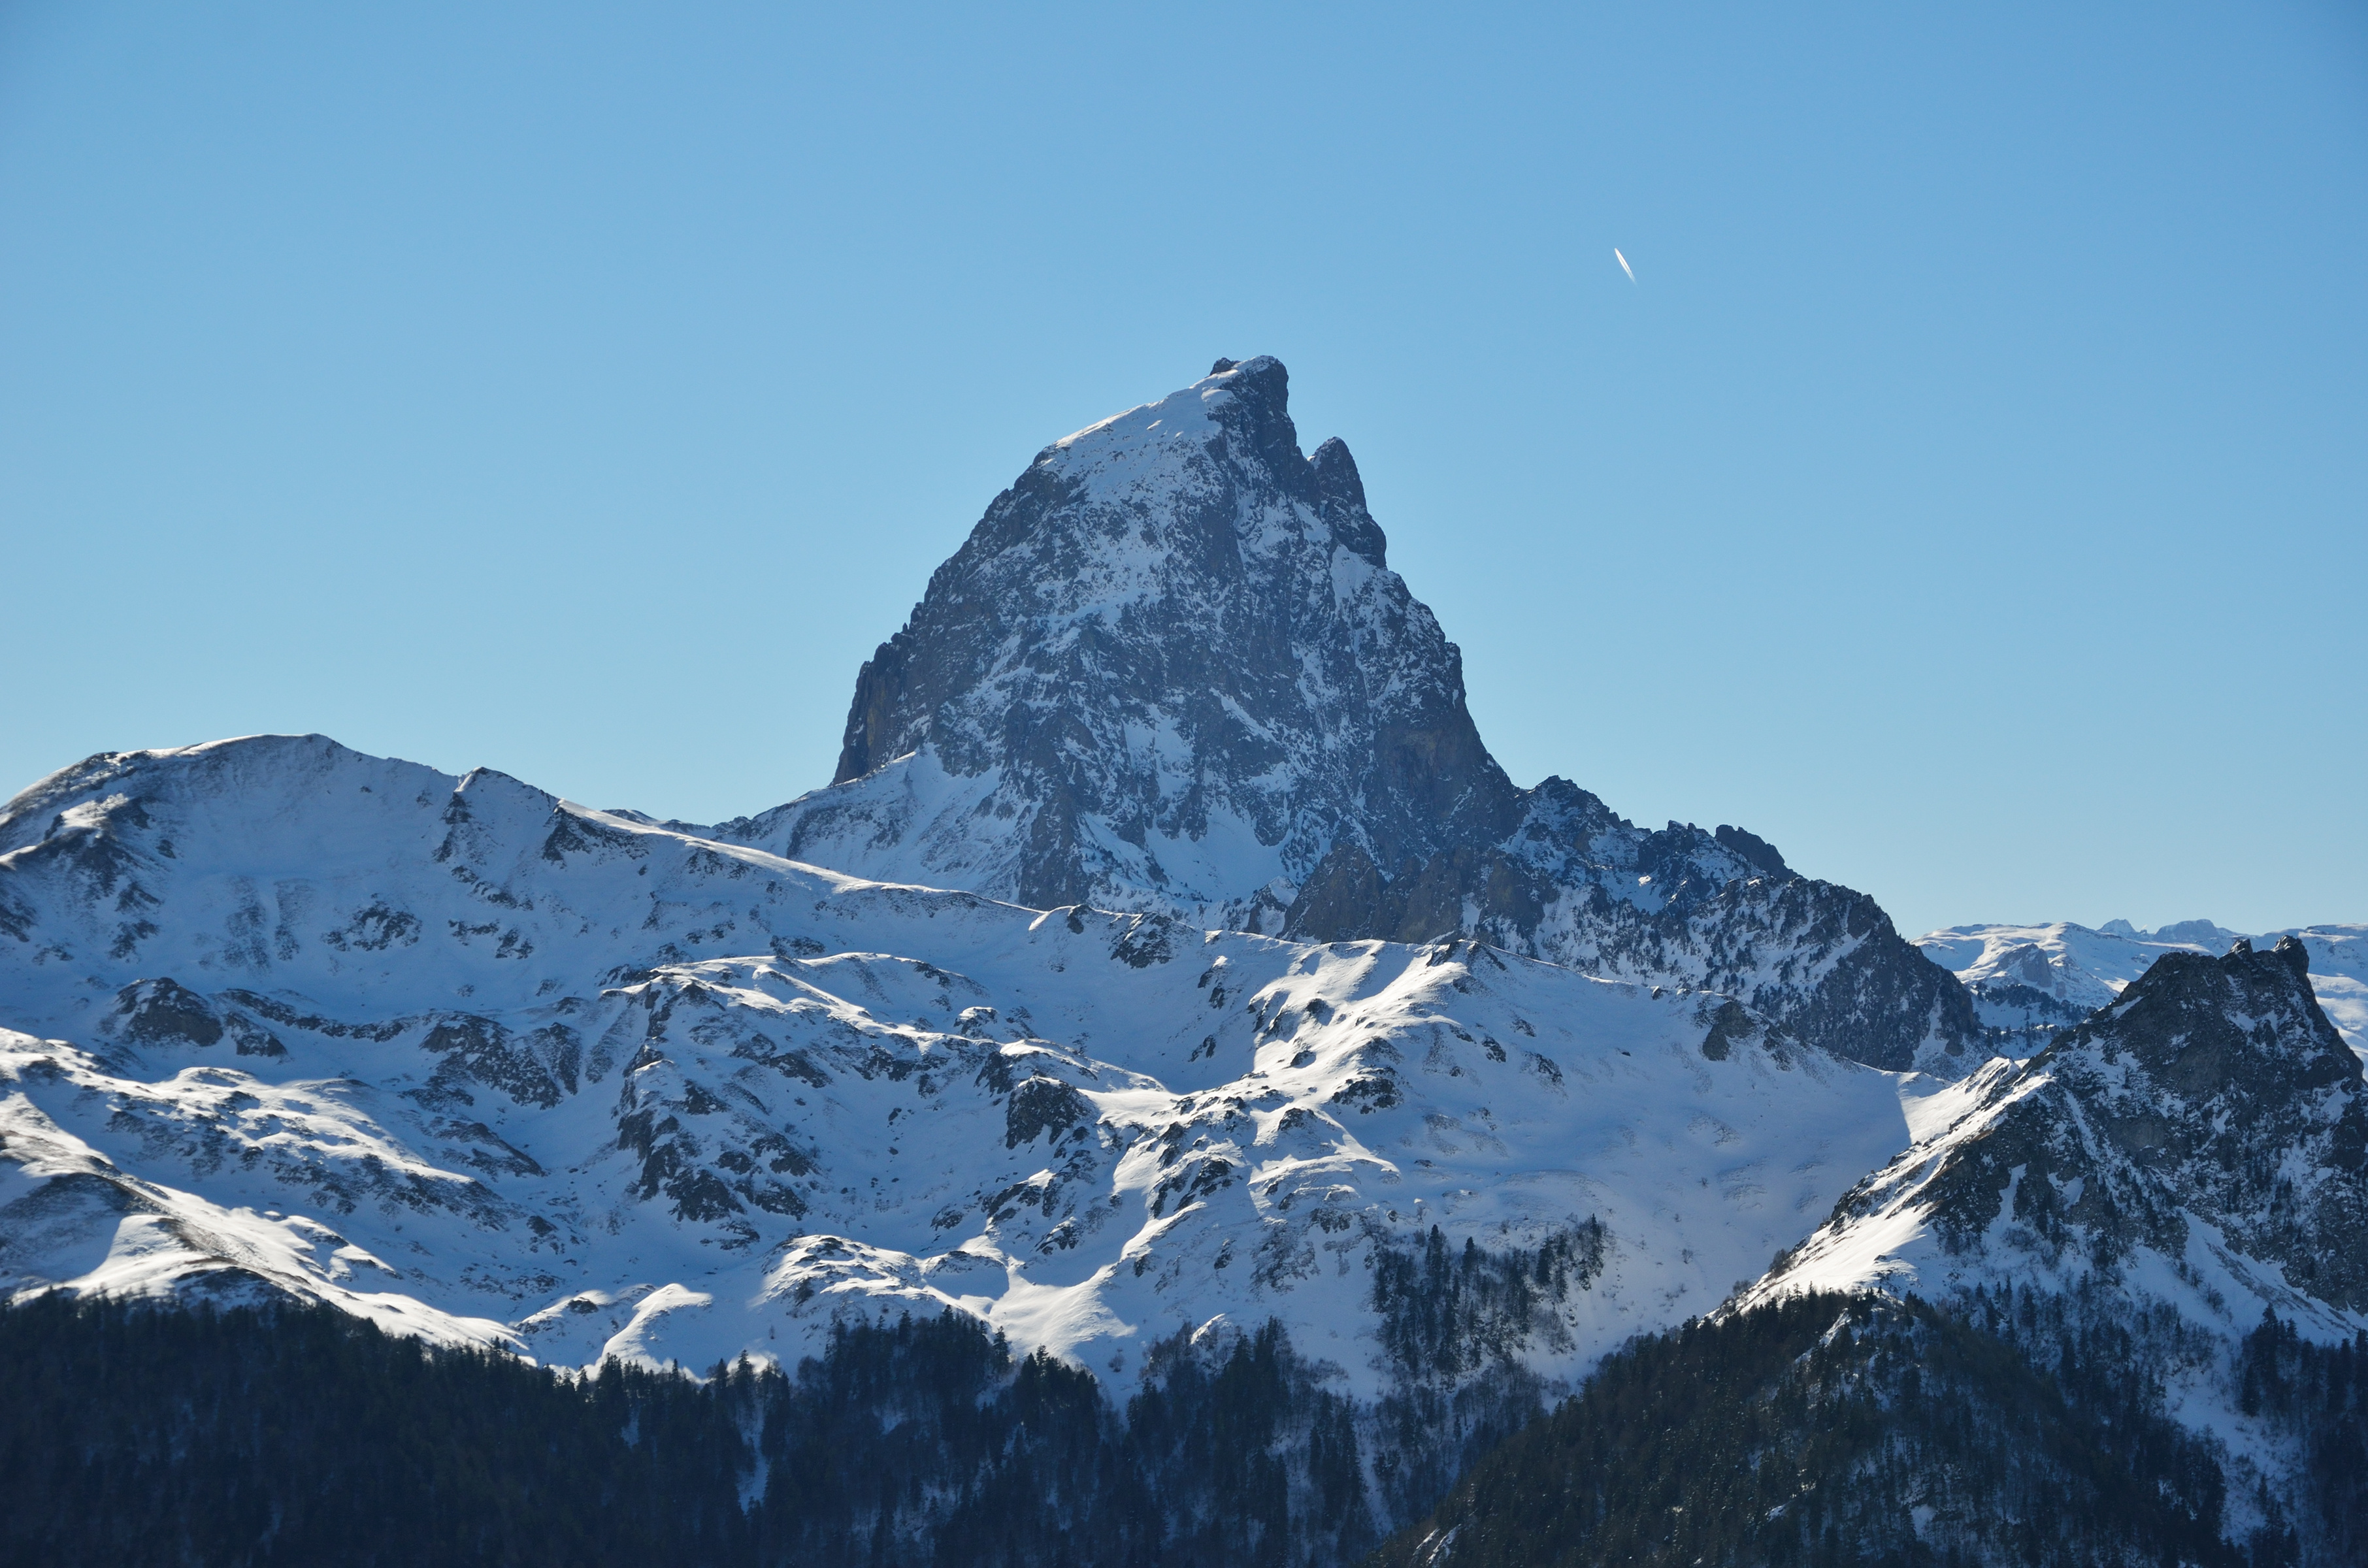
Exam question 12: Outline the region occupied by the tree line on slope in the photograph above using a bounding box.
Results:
[1364,1218,1605,1522]
[2231,1305,2368,1567]
[0,1219,1617,1568]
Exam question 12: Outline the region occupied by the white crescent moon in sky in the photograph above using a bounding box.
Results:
[1614,248,1636,284]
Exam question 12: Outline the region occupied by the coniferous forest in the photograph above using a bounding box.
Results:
[1373,1290,2368,1568]
[3,1283,2361,1567]
[0,1292,1377,1568]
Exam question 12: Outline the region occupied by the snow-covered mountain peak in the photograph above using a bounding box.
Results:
[711,359,1979,1072]
[1042,356,1291,488]
[725,355,1515,928]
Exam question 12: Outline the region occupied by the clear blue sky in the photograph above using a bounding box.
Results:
[3,2,2362,939]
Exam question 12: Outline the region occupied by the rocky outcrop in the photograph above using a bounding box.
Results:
[1938,937,2364,1305]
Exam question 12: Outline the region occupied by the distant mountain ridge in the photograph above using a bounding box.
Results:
[1916,917,2367,1054]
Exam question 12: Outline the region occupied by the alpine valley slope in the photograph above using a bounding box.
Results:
[0,735,1918,1388]
[708,357,1979,1074]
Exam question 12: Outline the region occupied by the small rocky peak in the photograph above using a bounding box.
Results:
[1513,777,1626,849]
[2203,932,2316,994]
[1310,436,1364,509]
[1916,886,2367,1313]
[1199,355,1304,491]
[2083,928,2358,1114]
[1311,436,1387,566]
[1713,824,1790,879]
[2107,931,2329,1034]
[1634,821,1784,898]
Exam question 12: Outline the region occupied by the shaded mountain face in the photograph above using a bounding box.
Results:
[716,358,1977,1071]
[822,356,1519,909]
[1760,936,2368,1328]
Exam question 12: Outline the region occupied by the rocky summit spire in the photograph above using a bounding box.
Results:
[719,357,1980,1071]
[739,356,1520,916]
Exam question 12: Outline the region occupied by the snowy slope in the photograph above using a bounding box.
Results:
[0,735,1921,1392]
[1918,919,2367,1059]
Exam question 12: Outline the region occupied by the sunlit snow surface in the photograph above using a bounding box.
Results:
[0,736,1918,1390]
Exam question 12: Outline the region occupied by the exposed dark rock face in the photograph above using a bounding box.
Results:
[1713,823,1788,878]
[112,977,224,1049]
[715,358,1976,1070]
[1283,781,1974,1071]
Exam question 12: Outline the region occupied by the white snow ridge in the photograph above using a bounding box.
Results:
[0,735,1918,1383]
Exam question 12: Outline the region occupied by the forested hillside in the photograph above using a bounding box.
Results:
[1370,1290,2368,1568]
[8,1285,2365,1566]
[0,1294,1382,1568]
